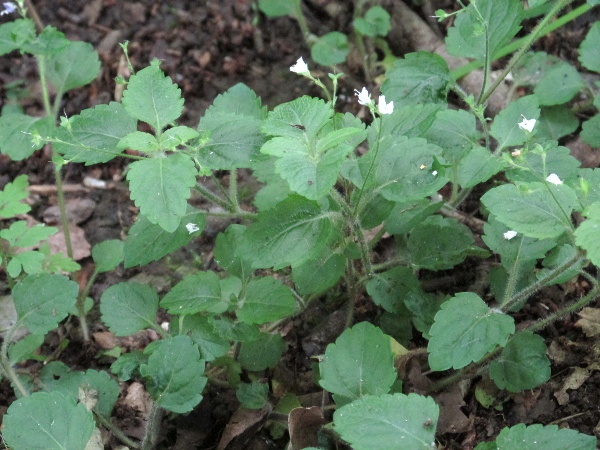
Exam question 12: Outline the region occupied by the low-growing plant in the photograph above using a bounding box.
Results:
[1,0,600,449]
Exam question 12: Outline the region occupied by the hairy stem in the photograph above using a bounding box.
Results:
[141,402,164,450]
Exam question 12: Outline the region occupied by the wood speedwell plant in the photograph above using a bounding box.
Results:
[1,0,600,449]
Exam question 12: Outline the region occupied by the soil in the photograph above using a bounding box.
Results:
[1,1,600,449]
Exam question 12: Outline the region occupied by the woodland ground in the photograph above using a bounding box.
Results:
[1,0,600,449]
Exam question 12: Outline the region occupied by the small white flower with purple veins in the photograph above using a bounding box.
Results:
[185,223,200,234]
[377,95,394,115]
[518,115,536,133]
[355,87,372,106]
[503,230,517,240]
[290,57,310,75]
[546,173,563,185]
[0,2,16,16]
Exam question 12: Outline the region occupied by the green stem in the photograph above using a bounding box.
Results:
[293,0,312,45]
[501,253,583,313]
[0,322,30,397]
[368,226,386,250]
[36,56,52,116]
[194,183,233,211]
[94,412,140,449]
[353,116,383,217]
[76,269,101,342]
[141,402,164,450]
[451,3,591,80]
[54,163,74,260]
[202,209,257,220]
[479,0,575,105]
[229,169,240,212]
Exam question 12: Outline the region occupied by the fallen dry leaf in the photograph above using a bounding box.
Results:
[288,406,325,450]
[575,307,600,337]
[216,404,271,450]
[554,367,592,406]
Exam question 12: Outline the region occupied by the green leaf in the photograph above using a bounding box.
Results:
[490,95,539,151]
[489,332,550,392]
[7,251,45,277]
[384,199,443,235]
[511,51,562,88]
[121,61,183,131]
[262,135,355,200]
[197,112,265,169]
[457,146,508,188]
[237,195,335,269]
[117,131,160,153]
[13,274,78,335]
[21,26,69,56]
[206,83,267,119]
[214,224,253,280]
[127,153,197,232]
[367,267,424,314]
[0,113,54,160]
[358,136,447,203]
[238,332,285,371]
[179,315,230,362]
[381,52,450,108]
[237,381,269,409]
[353,6,391,37]
[505,141,580,184]
[0,174,30,218]
[404,292,448,340]
[538,244,583,285]
[581,115,600,148]
[262,96,332,140]
[46,41,100,94]
[334,393,438,450]
[292,251,346,296]
[575,202,600,266]
[140,335,207,413]
[408,215,474,270]
[492,423,596,449]
[536,105,579,141]
[311,32,349,66]
[534,62,584,106]
[319,322,396,400]
[92,239,124,273]
[446,0,523,60]
[9,334,45,365]
[481,182,577,239]
[0,19,36,56]
[238,277,295,325]
[54,102,137,165]
[39,364,119,419]
[160,271,225,315]
[482,216,557,270]
[2,391,95,450]
[424,109,480,164]
[110,351,147,381]
[0,221,57,248]
[161,126,199,150]
[123,207,205,268]
[100,282,158,336]
[427,293,515,370]
[579,22,600,73]
[258,0,298,17]
[373,104,440,140]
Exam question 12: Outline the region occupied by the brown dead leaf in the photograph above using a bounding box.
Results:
[288,407,325,450]
[42,198,96,225]
[123,382,151,414]
[93,331,118,349]
[47,223,91,261]
[554,367,591,406]
[216,404,272,450]
[575,307,600,337]
[434,384,471,434]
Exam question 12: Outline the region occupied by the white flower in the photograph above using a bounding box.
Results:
[377,95,394,115]
[546,173,563,185]
[503,230,517,240]
[431,170,438,176]
[0,2,16,15]
[355,87,372,106]
[185,223,200,234]
[290,57,309,75]
[518,115,536,133]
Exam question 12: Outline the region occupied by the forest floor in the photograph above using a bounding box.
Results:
[1,0,600,449]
